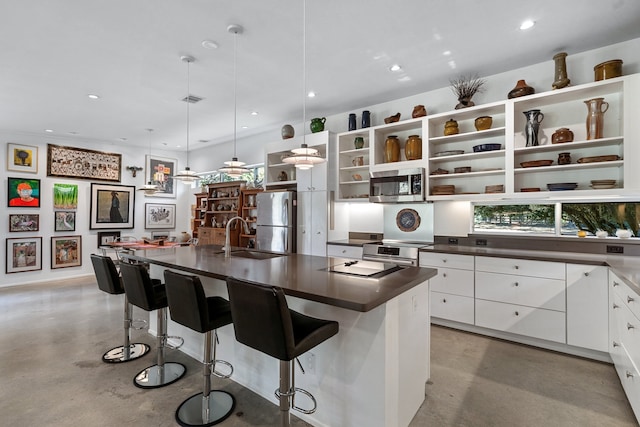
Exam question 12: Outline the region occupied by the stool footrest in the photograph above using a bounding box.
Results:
[212,359,233,379]
[166,335,184,350]
[274,386,317,415]
[131,318,148,330]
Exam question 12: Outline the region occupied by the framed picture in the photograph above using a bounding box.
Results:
[47,144,122,182]
[9,214,40,232]
[7,143,38,173]
[97,231,121,248]
[51,235,82,269]
[8,177,40,208]
[145,155,177,198]
[145,203,176,229]
[6,237,42,273]
[90,183,135,229]
[53,183,78,209]
[55,211,76,231]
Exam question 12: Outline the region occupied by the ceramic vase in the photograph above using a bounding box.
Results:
[508,80,535,99]
[348,113,356,131]
[281,124,294,140]
[584,97,609,140]
[384,135,400,163]
[310,117,326,133]
[523,109,544,147]
[354,136,365,149]
[178,231,191,243]
[552,52,570,89]
[405,135,422,160]
[412,105,427,118]
[362,110,371,128]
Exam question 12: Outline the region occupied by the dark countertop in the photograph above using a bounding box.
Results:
[123,245,437,313]
[421,244,640,294]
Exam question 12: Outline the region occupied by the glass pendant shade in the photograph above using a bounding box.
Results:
[282,143,325,169]
[218,157,249,178]
[173,166,199,182]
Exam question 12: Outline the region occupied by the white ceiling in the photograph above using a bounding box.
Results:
[1,0,639,151]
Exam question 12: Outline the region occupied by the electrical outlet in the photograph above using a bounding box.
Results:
[448,238,458,245]
[476,239,487,246]
[306,352,316,374]
[607,245,624,254]
[412,295,418,312]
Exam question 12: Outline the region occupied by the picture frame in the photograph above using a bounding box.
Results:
[47,143,122,182]
[53,183,78,209]
[145,203,176,229]
[90,183,135,229]
[97,231,121,248]
[6,237,42,273]
[9,214,40,232]
[145,155,177,198]
[8,177,41,208]
[51,235,82,269]
[7,143,38,173]
[55,211,76,232]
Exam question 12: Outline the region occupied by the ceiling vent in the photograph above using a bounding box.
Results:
[182,95,203,104]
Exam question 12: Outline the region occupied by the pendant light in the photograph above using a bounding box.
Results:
[218,24,251,179]
[138,128,159,195]
[282,0,325,170]
[172,55,199,183]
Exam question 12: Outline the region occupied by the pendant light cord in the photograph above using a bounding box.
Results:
[233,28,238,158]
[302,0,306,146]
[186,59,191,167]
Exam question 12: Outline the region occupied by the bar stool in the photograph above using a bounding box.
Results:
[164,270,235,427]
[90,254,150,363]
[225,277,339,427]
[119,262,187,388]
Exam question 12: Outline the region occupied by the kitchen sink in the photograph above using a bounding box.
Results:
[229,250,287,260]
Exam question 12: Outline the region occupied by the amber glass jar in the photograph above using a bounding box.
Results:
[405,135,422,160]
[384,135,401,163]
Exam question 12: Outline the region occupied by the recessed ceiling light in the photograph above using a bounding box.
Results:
[241,125,249,129]
[201,40,219,49]
[45,129,53,133]
[176,145,181,148]
[250,111,258,116]
[119,137,127,141]
[442,50,451,56]
[520,20,535,30]
[389,64,402,72]
[448,60,457,69]
[198,139,209,143]
[69,131,78,135]
[307,91,316,98]
[87,94,100,99]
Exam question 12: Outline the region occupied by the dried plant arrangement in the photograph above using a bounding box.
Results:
[450,74,486,109]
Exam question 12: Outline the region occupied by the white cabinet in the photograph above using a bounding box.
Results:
[335,130,371,201]
[326,244,363,260]
[475,256,566,343]
[420,253,474,324]
[297,190,327,256]
[566,264,608,352]
[609,270,640,421]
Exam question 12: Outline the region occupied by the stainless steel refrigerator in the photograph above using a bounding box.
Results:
[256,190,296,253]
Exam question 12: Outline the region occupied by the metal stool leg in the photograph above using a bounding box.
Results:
[175,330,235,427]
[102,295,150,363]
[133,307,186,388]
[275,358,318,427]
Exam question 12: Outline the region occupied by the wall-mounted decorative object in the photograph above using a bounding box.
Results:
[97,231,121,248]
[9,214,39,232]
[7,143,38,173]
[126,165,143,177]
[90,183,135,229]
[145,155,177,198]
[47,144,122,182]
[54,211,76,232]
[145,203,176,229]
[53,183,78,209]
[6,237,42,273]
[51,235,82,269]
[8,177,40,207]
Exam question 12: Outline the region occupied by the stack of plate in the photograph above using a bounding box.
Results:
[520,187,541,192]
[432,185,455,195]
[434,150,464,157]
[590,179,617,189]
[547,182,578,191]
[485,184,504,193]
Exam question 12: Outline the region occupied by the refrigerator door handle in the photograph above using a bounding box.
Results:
[283,197,288,225]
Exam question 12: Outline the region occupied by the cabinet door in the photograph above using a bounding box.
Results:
[297,160,327,191]
[297,191,327,256]
[566,264,609,352]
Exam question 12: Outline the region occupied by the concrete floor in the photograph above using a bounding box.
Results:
[0,275,637,426]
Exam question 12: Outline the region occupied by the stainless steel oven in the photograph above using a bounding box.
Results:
[369,168,424,203]
[362,241,431,267]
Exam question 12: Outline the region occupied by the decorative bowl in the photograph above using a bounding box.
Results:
[616,229,632,239]
[594,59,623,81]
[434,150,464,157]
[547,182,578,191]
[520,160,553,168]
[596,230,608,238]
[474,116,493,131]
[485,184,504,193]
[352,174,362,181]
[551,128,574,144]
[454,166,471,173]
[473,144,501,152]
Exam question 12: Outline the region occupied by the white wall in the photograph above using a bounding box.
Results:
[1,131,190,287]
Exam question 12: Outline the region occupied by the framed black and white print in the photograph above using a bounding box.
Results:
[9,214,40,232]
[7,143,38,173]
[54,211,76,232]
[145,203,176,229]
[90,183,135,229]
[145,155,177,198]
[6,237,42,273]
[47,144,122,182]
[97,231,121,248]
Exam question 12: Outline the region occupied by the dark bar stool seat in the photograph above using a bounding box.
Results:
[90,254,150,363]
[225,277,339,427]
[120,262,186,388]
[164,270,235,427]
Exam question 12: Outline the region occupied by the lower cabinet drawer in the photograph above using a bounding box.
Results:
[431,292,474,325]
[615,344,640,422]
[615,292,640,371]
[475,299,566,343]
[429,268,474,297]
[476,271,565,311]
[326,244,363,260]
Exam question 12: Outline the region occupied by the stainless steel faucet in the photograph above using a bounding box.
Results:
[224,216,250,257]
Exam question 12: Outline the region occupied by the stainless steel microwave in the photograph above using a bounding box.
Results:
[369,168,425,203]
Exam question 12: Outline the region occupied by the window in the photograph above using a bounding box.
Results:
[473,204,556,235]
[198,164,264,188]
[561,202,640,237]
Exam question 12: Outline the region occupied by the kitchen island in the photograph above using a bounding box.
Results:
[124,245,437,427]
